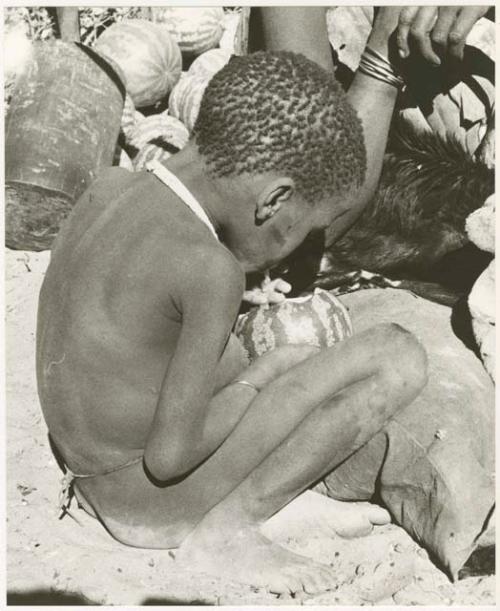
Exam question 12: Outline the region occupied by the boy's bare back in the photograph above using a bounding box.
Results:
[37,167,247,476]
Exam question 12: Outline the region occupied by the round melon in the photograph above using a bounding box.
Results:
[169,73,210,132]
[129,111,190,151]
[94,19,182,108]
[235,289,353,361]
[120,93,145,143]
[151,7,224,56]
[133,142,174,172]
[188,48,232,79]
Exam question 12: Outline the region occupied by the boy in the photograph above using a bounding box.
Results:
[37,45,427,594]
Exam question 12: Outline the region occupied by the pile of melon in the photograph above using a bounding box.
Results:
[92,7,240,171]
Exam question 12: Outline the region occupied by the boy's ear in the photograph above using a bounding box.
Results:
[255,178,295,225]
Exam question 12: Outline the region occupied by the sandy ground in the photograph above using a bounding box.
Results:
[6,248,496,605]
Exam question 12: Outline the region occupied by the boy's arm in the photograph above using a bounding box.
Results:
[144,248,245,482]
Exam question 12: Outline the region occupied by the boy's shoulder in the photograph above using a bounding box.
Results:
[173,240,245,315]
[181,241,244,293]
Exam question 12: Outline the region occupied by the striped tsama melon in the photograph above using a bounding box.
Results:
[169,73,210,132]
[120,93,145,143]
[133,142,174,172]
[95,19,182,108]
[151,7,224,56]
[235,288,353,361]
[188,48,232,79]
[129,112,190,152]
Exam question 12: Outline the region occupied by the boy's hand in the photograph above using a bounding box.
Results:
[396,6,490,64]
[243,276,292,306]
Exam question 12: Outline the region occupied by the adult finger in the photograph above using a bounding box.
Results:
[397,6,420,58]
[408,6,441,64]
[447,6,489,60]
[430,6,460,54]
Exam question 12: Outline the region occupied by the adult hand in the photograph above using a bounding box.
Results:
[365,7,407,62]
[396,6,490,64]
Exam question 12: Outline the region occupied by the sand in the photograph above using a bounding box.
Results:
[6,248,495,605]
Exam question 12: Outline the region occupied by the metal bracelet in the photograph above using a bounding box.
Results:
[232,379,260,392]
[359,46,405,90]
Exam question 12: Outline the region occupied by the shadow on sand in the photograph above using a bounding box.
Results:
[7,589,214,606]
[7,590,93,605]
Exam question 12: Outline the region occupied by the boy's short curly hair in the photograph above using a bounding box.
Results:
[193,51,366,204]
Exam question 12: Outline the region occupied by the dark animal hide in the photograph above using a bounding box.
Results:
[278,120,494,305]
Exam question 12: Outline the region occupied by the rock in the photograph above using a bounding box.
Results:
[466,194,495,380]
[322,289,495,581]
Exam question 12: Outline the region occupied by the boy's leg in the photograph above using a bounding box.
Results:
[175,324,427,590]
[78,323,426,593]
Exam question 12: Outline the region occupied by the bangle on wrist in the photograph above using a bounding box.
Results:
[358,45,405,90]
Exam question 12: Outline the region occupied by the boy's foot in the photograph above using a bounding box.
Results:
[261,490,390,540]
[175,526,337,595]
